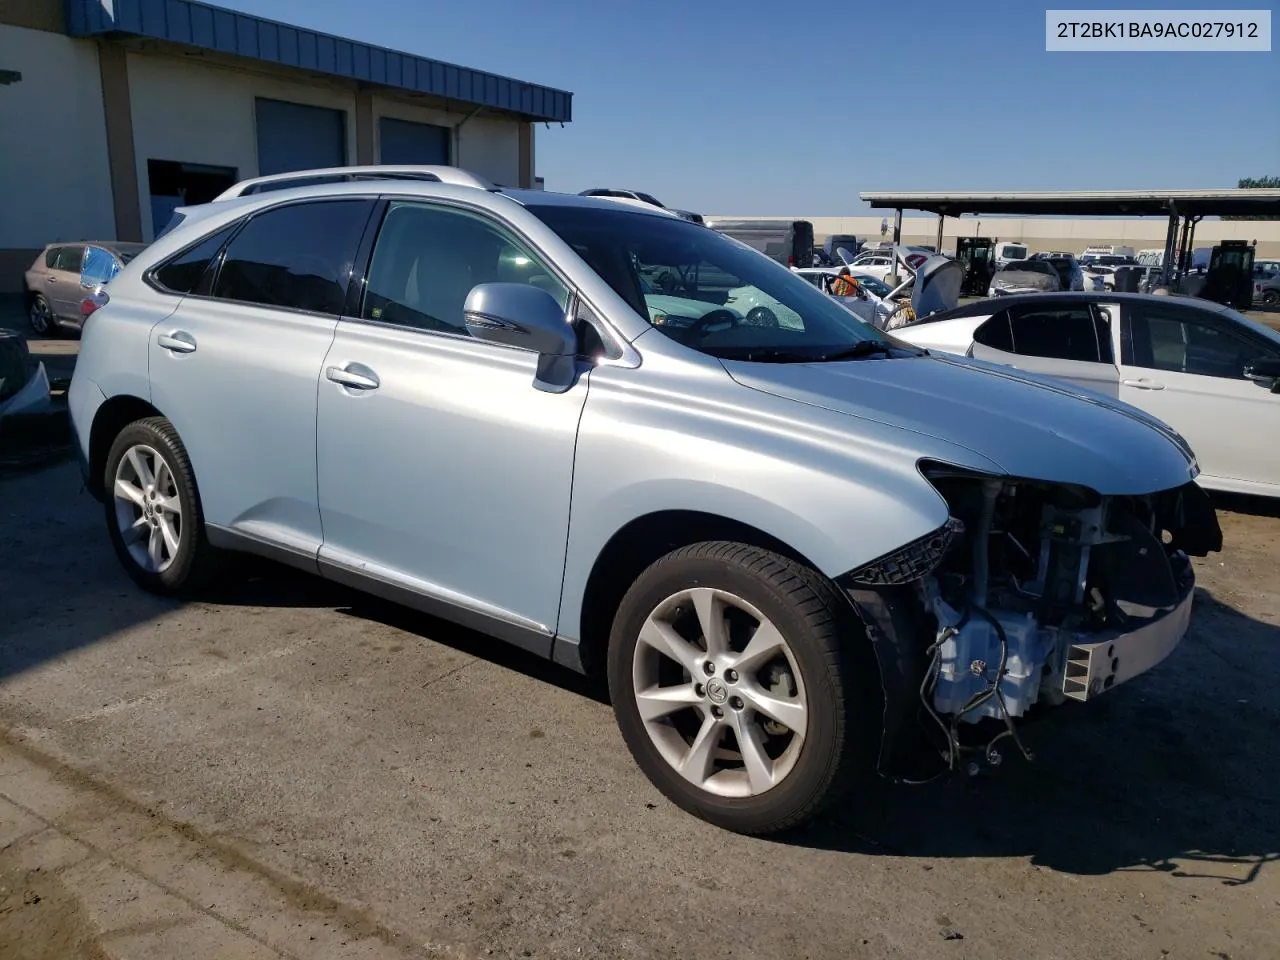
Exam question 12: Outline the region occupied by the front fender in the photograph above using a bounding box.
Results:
[555,351,1000,645]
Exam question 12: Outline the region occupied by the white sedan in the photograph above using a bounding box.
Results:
[893,291,1280,497]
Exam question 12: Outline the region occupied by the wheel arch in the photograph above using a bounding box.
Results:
[88,394,164,498]
[568,509,825,679]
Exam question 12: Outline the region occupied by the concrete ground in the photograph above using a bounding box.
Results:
[1,293,1279,959]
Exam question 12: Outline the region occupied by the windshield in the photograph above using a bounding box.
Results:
[1001,246,1028,260]
[849,274,893,296]
[526,203,895,362]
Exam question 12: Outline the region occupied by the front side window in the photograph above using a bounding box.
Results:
[361,201,568,335]
[1123,305,1278,379]
[526,203,895,362]
[213,200,373,315]
[1007,306,1103,362]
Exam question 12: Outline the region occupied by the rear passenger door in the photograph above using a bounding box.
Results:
[147,198,377,559]
[314,199,589,651]
[970,302,1121,397]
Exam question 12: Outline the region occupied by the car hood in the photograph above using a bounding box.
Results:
[992,270,1057,289]
[722,353,1197,495]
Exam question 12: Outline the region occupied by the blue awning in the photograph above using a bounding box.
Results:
[66,0,573,123]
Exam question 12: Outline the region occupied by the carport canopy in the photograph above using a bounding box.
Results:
[858,188,1280,218]
[859,188,1280,283]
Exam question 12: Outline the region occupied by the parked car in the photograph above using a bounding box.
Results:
[1079,255,1136,292]
[992,241,1030,269]
[892,292,1280,497]
[23,241,147,336]
[1254,269,1280,307]
[70,176,1221,834]
[1034,254,1086,291]
[988,259,1062,296]
[845,246,931,282]
[1080,245,1136,264]
[578,187,703,224]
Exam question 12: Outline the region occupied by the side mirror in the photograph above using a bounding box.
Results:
[463,283,578,393]
[1243,357,1280,392]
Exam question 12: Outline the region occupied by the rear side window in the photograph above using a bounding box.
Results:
[212,200,374,315]
[153,224,239,295]
[973,312,1013,351]
[54,246,85,272]
[1007,306,1102,362]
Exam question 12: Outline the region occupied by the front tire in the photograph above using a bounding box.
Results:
[608,542,875,834]
[103,417,221,595]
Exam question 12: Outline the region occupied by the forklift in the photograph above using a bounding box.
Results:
[955,237,996,297]
[1198,240,1256,310]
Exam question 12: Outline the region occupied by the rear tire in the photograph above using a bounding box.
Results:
[103,417,222,595]
[1263,291,1279,307]
[28,294,55,337]
[608,542,875,834]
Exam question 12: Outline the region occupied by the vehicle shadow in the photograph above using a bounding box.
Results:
[1210,490,1280,520]
[784,585,1280,884]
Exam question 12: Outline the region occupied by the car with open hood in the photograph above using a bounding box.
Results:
[69,171,1221,835]
[988,258,1062,296]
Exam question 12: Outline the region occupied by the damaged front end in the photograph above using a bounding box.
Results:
[841,464,1222,782]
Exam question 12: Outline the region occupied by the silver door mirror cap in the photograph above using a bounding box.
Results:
[463,283,579,393]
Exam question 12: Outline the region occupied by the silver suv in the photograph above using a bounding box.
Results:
[69,171,1221,834]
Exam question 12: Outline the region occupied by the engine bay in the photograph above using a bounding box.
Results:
[845,469,1222,781]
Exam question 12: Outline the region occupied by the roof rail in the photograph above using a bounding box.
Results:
[213,165,494,201]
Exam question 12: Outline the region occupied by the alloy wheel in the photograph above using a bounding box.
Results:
[631,587,808,798]
[29,298,51,335]
[112,443,183,573]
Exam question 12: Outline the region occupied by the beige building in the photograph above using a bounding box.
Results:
[0,0,571,291]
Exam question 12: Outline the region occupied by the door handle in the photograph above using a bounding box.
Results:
[156,331,197,354]
[325,364,380,391]
[1121,378,1165,390]
[47,276,57,283]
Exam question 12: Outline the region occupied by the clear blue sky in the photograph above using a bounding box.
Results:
[218,0,1278,214]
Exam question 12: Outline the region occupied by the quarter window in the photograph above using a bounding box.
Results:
[361,201,568,336]
[1123,305,1278,379]
[44,247,60,269]
[213,200,373,315]
[152,224,239,295]
[973,312,1013,352]
[1006,306,1103,362]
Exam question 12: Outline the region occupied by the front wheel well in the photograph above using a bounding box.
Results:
[575,510,818,679]
[88,395,163,498]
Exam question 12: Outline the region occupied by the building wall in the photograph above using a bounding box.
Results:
[0,26,115,272]
[127,52,360,241]
[707,215,1280,257]
[0,24,539,289]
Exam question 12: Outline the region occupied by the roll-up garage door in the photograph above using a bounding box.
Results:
[255,98,346,176]
[379,117,451,165]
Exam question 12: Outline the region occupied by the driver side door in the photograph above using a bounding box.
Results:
[315,200,589,652]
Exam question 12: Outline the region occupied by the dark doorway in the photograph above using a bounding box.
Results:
[255,98,347,176]
[146,160,238,237]
[378,117,451,165]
